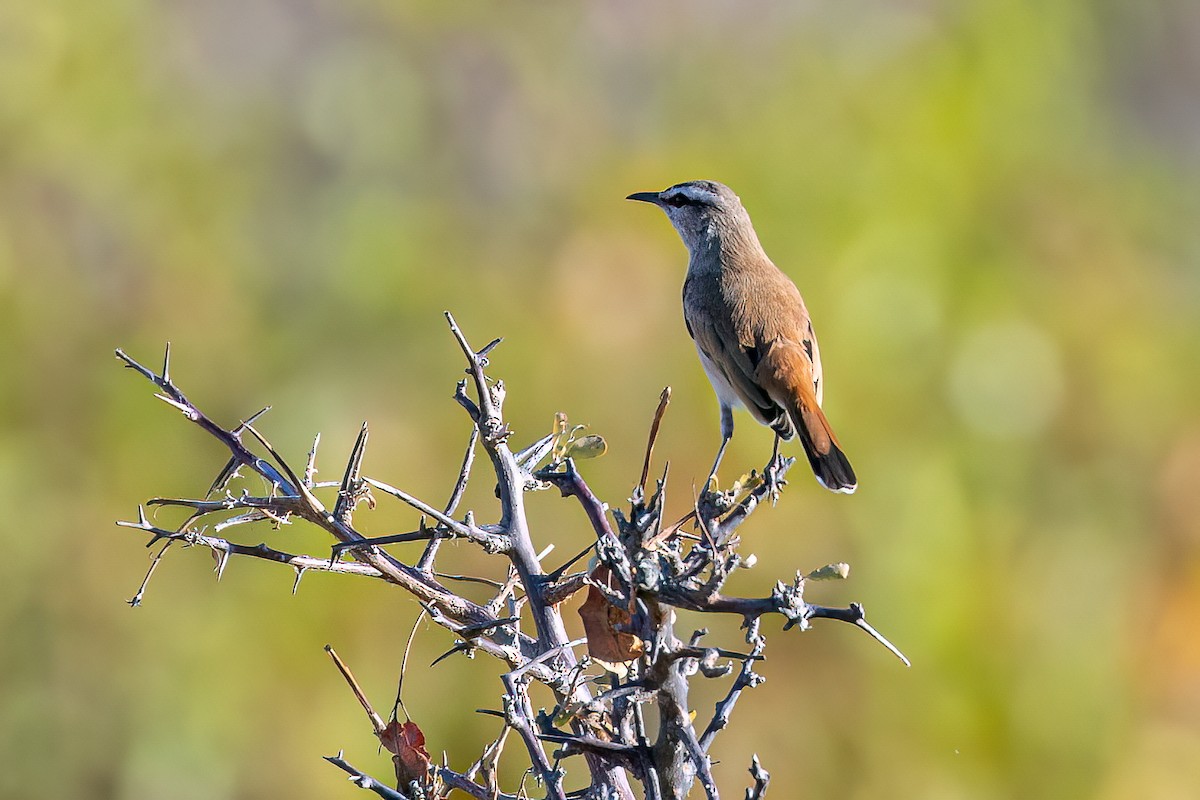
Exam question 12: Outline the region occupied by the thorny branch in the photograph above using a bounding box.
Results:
[116,314,907,800]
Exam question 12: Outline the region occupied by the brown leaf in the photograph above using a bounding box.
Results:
[578,566,644,669]
[379,719,431,789]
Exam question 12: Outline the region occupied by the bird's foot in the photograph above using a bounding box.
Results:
[764,454,791,506]
[697,483,736,521]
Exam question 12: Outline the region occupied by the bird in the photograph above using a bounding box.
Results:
[627,180,856,494]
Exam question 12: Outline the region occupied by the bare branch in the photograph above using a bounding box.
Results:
[744,755,770,800]
[115,348,294,491]
[206,457,241,498]
[127,538,173,607]
[116,517,385,579]
[241,420,308,498]
[436,766,521,800]
[324,753,409,800]
[393,610,427,723]
[445,311,500,431]
[305,432,321,488]
[147,492,301,515]
[417,426,481,575]
[330,527,440,558]
[334,423,371,526]
[327,645,388,734]
[542,571,589,607]
[363,477,510,553]
[699,638,766,751]
[117,330,902,800]
[808,603,911,667]
[536,459,615,538]
[709,457,796,548]
[639,387,672,496]
[501,671,567,800]
[443,426,479,519]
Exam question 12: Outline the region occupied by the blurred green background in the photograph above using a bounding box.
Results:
[3,1,1199,798]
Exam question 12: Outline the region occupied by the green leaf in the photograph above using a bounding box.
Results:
[566,434,607,460]
[807,562,850,581]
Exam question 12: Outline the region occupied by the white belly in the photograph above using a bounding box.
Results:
[695,344,742,411]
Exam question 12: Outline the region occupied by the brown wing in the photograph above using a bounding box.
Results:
[727,265,824,406]
[683,272,792,436]
[805,317,824,407]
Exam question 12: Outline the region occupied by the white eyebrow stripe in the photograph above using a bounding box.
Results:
[665,183,717,205]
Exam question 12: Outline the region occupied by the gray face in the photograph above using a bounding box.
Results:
[628,180,744,252]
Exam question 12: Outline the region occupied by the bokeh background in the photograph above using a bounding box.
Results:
[3,1,1199,798]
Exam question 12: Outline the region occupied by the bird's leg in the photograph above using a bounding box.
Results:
[704,406,735,491]
[765,433,787,505]
[705,438,730,491]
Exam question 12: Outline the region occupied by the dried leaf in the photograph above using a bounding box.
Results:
[578,566,643,670]
[379,719,431,789]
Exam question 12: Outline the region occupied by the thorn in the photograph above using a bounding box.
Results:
[234,406,272,434]
[515,432,557,469]
[545,542,595,582]
[326,645,386,733]
[153,393,192,414]
[162,341,171,383]
[854,614,911,667]
[305,432,322,487]
[206,457,240,498]
[214,546,230,580]
[335,423,370,522]
[477,337,503,363]
[431,641,474,668]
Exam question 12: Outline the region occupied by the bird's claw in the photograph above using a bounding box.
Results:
[765,455,789,506]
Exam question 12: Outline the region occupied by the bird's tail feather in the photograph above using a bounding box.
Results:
[795,402,857,494]
[760,343,857,494]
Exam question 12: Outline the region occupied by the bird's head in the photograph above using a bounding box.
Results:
[626,180,750,254]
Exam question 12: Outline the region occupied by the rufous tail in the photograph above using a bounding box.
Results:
[794,398,857,493]
[760,344,857,494]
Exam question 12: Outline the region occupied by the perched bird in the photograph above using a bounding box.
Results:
[627,180,856,493]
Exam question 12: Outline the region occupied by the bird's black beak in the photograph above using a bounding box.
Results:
[626,191,662,205]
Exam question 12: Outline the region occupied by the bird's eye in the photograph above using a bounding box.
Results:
[663,194,688,207]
